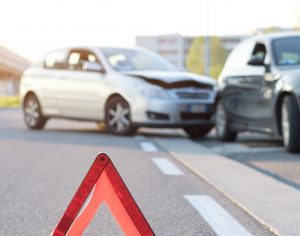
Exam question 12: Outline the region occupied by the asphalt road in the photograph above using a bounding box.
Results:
[0,109,278,235]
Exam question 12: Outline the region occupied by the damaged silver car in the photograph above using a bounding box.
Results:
[20,47,217,136]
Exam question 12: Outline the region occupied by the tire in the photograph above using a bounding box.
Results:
[281,95,300,153]
[105,96,137,135]
[23,94,47,129]
[215,101,237,142]
[184,125,213,139]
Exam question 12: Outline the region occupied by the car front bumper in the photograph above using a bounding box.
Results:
[130,97,215,128]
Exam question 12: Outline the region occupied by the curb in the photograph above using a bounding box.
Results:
[155,137,300,236]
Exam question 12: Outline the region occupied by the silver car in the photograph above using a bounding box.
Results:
[20,47,217,137]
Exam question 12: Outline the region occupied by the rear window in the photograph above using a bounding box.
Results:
[44,49,67,69]
[273,37,300,66]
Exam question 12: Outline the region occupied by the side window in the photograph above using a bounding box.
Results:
[44,50,67,69]
[224,40,255,71]
[273,37,300,66]
[67,50,98,71]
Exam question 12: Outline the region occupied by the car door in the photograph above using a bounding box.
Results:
[58,49,108,120]
[220,40,267,130]
[249,42,277,130]
[37,49,69,116]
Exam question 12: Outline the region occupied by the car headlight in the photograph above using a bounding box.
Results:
[137,84,169,99]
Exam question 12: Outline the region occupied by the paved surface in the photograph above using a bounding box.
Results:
[199,132,300,191]
[0,109,278,235]
[156,137,300,236]
[138,127,300,192]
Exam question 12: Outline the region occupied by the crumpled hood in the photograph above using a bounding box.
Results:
[124,70,216,90]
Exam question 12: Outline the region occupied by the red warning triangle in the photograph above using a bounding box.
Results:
[52,153,154,236]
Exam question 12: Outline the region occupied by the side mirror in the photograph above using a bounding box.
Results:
[247,56,264,66]
[82,61,105,73]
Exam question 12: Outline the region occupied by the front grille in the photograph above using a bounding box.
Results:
[176,92,210,99]
[180,112,212,121]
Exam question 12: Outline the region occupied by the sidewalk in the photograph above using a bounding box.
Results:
[155,137,300,236]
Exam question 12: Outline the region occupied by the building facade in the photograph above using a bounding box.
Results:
[135,34,245,69]
[0,47,30,96]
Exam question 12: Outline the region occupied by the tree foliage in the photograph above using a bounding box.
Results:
[186,36,228,79]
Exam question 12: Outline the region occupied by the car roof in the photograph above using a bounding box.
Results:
[47,46,145,53]
[98,46,148,52]
[250,31,300,43]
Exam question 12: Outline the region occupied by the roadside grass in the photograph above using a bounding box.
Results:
[0,96,20,108]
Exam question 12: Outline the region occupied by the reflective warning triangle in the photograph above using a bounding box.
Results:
[52,153,154,236]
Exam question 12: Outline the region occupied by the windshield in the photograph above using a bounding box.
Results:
[101,48,178,72]
[273,36,300,66]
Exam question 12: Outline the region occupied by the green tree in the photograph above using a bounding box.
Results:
[186,37,205,76]
[263,26,282,33]
[186,36,228,79]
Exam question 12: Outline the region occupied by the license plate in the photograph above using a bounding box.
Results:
[188,104,207,113]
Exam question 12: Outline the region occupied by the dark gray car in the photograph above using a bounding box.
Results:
[216,32,300,153]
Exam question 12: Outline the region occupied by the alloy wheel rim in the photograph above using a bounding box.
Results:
[281,103,290,147]
[25,99,39,126]
[108,103,130,132]
[216,103,226,136]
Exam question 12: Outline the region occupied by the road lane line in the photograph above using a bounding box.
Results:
[185,195,251,236]
[140,142,158,152]
[152,158,184,175]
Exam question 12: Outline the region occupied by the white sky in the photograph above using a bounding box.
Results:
[0,0,299,61]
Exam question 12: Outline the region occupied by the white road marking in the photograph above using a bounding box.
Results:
[152,158,184,175]
[185,195,251,236]
[140,142,158,152]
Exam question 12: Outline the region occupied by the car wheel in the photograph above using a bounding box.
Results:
[105,96,137,135]
[281,95,300,153]
[23,94,47,129]
[215,101,237,142]
[184,125,213,139]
